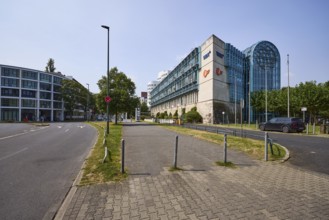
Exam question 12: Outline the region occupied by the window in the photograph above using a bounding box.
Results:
[1,67,19,77]
[1,88,19,97]
[40,100,51,108]
[53,76,62,84]
[21,90,36,98]
[22,70,38,80]
[53,93,62,101]
[22,80,37,89]
[40,82,51,91]
[22,99,36,107]
[1,78,19,87]
[40,91,51,100]
[40,73,52,83]
[53,101,62,109]
[53,85,61,92]
[1,98,19,107]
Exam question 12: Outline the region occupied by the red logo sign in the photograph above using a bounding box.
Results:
[105,96,112,103]
[216,68,223,75]
[203,69,210,78]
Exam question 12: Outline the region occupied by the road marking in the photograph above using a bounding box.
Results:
[0,147,28,161]
[77,125,85,128]
[65,129,70,132]
[0,132,26,140]
[0,126,48,141]
[310,151,316,154]
[57,126,62,129]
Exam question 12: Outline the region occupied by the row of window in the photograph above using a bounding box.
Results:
[1,67,63,84]
[1,98,62,108]
[1,77,61,92]
[1,88,62,100]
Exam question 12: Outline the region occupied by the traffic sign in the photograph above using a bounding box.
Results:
[105,96,112,103]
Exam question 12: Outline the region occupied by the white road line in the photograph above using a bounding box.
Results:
[65,129,70,132]
[0,132,26,140]
[0,147,28,161]
[0,126,48,141]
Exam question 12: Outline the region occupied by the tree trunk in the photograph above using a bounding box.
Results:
[115,109,118,125]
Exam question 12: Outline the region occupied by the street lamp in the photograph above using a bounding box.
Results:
[86,83,89,121]
[101,25,110,134]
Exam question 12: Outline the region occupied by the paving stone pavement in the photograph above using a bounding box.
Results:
[62,123,329,219]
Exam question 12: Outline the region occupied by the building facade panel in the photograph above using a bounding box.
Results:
[0,64,67,122]
[149,34,281,124]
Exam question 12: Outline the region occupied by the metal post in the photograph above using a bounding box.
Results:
[223,134,227,163]
[121,139,125,173]
[86,83,89,121]
[265,132,268,161]
[101,25,110,134]
[173,136,178,168]
[287,54,290,118]
[265,65,268,122]
[305,123,308,134]
[313,122,315,135]
[235,75,237,126]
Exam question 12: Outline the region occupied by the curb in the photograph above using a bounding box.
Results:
[278,144,290,162]
[53,124,98,220]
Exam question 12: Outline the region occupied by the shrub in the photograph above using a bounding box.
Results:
[185,109,203,123]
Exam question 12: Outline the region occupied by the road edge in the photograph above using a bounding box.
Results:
[278,144,290,162]
[53,125,98,220]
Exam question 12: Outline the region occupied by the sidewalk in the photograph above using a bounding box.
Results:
[62,123,329,219]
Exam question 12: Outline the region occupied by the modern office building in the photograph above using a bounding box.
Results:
[150,34,280,123]
[1,64,69,122]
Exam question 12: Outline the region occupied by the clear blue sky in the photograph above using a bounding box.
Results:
[1,0,328,95]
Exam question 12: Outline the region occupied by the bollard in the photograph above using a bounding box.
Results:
[264,132,268,161]
[313,122,315,135]
[173,136,178,168]
[102,147,108,163]
[121,139,125,173]
[306,123,309,135]
[223,134,227,163]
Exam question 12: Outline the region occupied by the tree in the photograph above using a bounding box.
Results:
[140,101,149,113]
[96,67,136,124]
[185,107,203,123]
[61,79,89,120]
[45,58,56,73]
[295,81,325,123]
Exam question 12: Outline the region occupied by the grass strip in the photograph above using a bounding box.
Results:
[161,125,285,161]
[80,122,126,185]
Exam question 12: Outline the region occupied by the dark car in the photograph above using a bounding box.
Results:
[259,117,305,133]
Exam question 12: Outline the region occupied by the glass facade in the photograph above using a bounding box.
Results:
[150,48,200,107]
[224,43,245,103]
[149,35,280,124]
[244,41,281,122]
[0,65,66,122]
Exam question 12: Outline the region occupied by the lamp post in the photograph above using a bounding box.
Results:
[86,83,89,121]
[222,111,225,124]
[101,25,110,134]
[287,54,290,117]
[234,75,237,126]
[265,64,268,122]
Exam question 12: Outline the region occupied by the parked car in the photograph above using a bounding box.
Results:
[259,117,305,133]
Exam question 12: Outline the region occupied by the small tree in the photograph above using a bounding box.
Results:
[185,107,202,123]
[45,58,56,73]
[173,110,178,119]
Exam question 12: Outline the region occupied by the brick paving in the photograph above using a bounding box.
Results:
[62,123,329,219]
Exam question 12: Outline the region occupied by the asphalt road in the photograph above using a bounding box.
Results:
[182,124,329,175]
[0,122,97,220]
